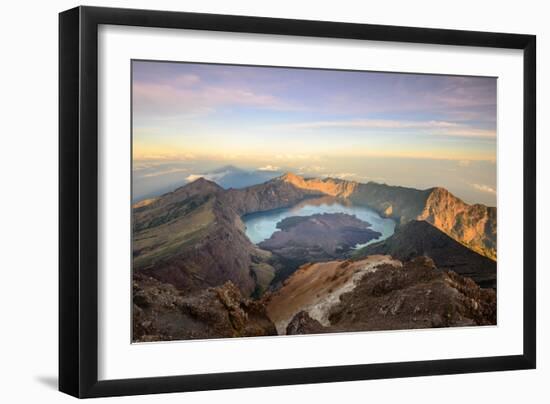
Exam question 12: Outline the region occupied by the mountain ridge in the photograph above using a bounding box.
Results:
[272,173,496,260]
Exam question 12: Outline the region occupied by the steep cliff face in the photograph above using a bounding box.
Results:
[133,275,277,342]
[275,173,429,222]
[353,183,429,220]
[418,187,497,260]
[275,173,359,197]
[221,174,323,216]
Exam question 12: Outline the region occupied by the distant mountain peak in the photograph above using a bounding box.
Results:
[279,172,304,182]
[211,164,243,173]
[179,176,223,194]
[187,176,218,185]
[427,186,453,199]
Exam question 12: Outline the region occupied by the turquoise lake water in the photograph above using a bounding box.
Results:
[242,196,396,248]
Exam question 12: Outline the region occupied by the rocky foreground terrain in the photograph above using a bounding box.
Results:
[133,254,496,341]
[133,273,276,342]
[268,256,496,336]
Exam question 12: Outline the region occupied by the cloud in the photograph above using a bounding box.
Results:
[275,154,321,161]
[133,153,197,161]
[133,80,297,118]
[441,128,496,138]
[430,77,496,109]
[186,171,228,183]
[277,119,495,139]
[282,119,461,130]
[322,172,357,179]
[141,167,189,178]
[257,165,280,171]
[317,75,496,119]
[297,165,324,173]
[185,174,206,182]
[133,162,157,171]
[173,74,201,87]
[471,183,496,194]
[458,160,471,167]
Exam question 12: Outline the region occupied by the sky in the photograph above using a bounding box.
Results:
[132,60,497,205]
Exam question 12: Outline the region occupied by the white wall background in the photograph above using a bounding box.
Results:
[0,0,546,402]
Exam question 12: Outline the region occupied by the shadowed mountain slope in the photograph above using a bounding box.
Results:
[354,220,496,288]
[133,178,266,296]
[220,174,323,216]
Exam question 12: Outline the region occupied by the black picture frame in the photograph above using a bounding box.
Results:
[59,5,536,398]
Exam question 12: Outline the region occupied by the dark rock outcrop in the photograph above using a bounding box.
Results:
[284,257,496,335]
[354,220,496,289]
[286,311,327,335]
[133,275,277,342]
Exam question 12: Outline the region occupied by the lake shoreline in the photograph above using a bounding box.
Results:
[242,196,396,246]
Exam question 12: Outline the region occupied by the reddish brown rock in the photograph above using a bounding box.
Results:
[417,187,496,260]
[133,275,277,342]
[280,256,496,336]
[285,311,328,335]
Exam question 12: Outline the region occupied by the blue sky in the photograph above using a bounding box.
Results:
[132,60,497,205]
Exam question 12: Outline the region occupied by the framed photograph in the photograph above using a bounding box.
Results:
[59,6,536,398]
